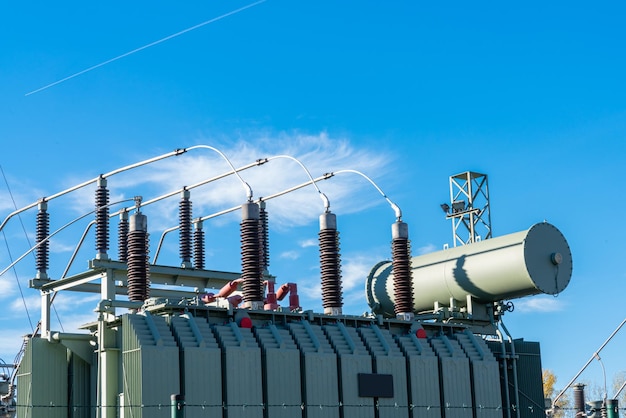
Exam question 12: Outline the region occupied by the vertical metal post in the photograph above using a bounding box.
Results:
[40,291,51,339]
[171,394,185,418]
[99,267,118,418]
[605,399,618,418]
[500,320,521,418]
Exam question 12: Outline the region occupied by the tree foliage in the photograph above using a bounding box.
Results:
[544,369,569,418]
[544,369,558,399]
[613,371,626,405]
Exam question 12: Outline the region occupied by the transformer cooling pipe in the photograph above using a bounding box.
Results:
[366,222,573,317]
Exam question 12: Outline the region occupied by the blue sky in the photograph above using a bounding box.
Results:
[1,1,625,399]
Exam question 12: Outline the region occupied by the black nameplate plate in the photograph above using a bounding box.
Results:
[357,373,394,398]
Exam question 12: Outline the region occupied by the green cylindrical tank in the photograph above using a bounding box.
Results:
[366,222,573,317]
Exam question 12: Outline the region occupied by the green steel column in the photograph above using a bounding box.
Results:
[606,399,619,418]
[171,394,185,418]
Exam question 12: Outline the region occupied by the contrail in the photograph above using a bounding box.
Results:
[25,0,266,96]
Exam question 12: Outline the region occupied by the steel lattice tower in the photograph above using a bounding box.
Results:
[444,171,492,246]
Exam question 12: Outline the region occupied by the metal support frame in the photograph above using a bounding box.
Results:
[445,171,492,246]
[31,259,240,296]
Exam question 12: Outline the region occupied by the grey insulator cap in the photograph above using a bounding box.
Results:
[129,212,148,232]
[319,212,337,230]
[392,221,409,240]
[242,202,260,220]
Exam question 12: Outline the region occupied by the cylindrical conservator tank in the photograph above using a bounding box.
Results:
[366,222,573,317]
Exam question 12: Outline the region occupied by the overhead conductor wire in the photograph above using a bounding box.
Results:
[25,0,267,96]
[0,166,34,332]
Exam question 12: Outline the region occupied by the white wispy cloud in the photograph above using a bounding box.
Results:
[416,243,437,255]
[514,296,567,313]
[341,253,378,292]
[12,133,394,253]
[299,239,317,248]
[0,277,17,300]
[278,250,300,260]
[0,328,30,363]
[9,294,39,315]
[122,133,393,230]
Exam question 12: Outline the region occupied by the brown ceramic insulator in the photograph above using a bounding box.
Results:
[178,195,192,264]
[35,208,49,273]
[392,237,414,315]
[258,203,269,271]
[193,227,205,270]
[118,215,129,262]
[319,228,342,309]
[241,217,263,303]
[127,213,150,302]
[95,184,110,254]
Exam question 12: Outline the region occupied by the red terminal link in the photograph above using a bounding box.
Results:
[201,293,216,304]
[276,283,290,301]
[275,282,300,311]
[264,281,279,311]
[217,278,244,298]
[228,294,243,307]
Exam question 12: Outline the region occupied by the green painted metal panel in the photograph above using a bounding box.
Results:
[395,333,441,418]
[254,325,302,418]
[16,337,67,418]
[358,325,409,418]
[323,323,374,418]
[169,315,223,418]
[487,339,545,418]
[121,314,180,418]
[68,352,92,418]
[213,323,263,418]
[287,321,339,418]
[430,335,473,418]
[454,332,502,418]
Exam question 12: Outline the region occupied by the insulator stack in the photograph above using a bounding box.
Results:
[127,212,150,302]
[319,212,343,315]
[179,188,192,268]
[259,200,269,273]
[35,200,49,280]
[391,221,414,319]
[95,176,110,260]
[240,202,263,309]
[573,384,586,418]
[193,219,205,270]
[118,210,129,262]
